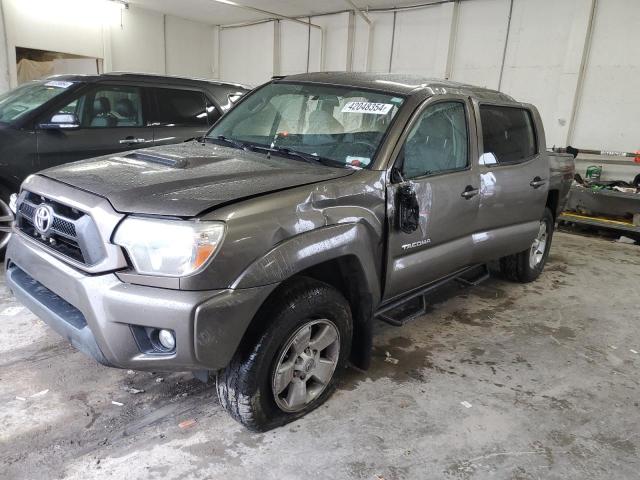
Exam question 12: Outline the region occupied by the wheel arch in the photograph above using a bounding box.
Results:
[546,189,560,220]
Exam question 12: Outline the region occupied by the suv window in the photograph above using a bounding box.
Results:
[152,88,207,126]
[480,106,536,164]
[56,85,143,128]
[401,101,469,179]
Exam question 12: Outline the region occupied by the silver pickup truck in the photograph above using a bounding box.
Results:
[6,73,574,430]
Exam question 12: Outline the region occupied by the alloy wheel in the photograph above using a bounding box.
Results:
[529,220,548,269]
[0,198,13,251]
[272,319,340,413]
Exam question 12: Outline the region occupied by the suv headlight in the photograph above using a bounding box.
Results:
[114,217,225,277]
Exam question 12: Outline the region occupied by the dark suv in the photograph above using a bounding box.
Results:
[0,72,249,252]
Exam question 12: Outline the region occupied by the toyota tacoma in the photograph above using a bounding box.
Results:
[5,73,574,430]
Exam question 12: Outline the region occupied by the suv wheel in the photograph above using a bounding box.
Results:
[0,187,14,258]
[500,207,554,283]
[216,277,352,431]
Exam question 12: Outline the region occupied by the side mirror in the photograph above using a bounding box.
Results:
[38,113,80,130]
[397,183,419,234]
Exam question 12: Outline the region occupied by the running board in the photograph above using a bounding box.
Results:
[375,264,490,326]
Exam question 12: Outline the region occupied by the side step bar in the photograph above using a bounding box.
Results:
[375,264,490,326]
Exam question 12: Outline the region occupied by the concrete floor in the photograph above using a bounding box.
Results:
[1,231,639,480]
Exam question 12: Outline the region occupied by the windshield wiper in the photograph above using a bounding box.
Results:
[206,135,250,151]
[251,145,334,166]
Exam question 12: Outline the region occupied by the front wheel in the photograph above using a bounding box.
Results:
[216,278,352,431]
[500,207,554,283]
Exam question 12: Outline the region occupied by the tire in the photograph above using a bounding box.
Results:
[216,277,353,431]
[0,186,14,260]
[500,207,554,283]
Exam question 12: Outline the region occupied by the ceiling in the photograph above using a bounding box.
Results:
[129,0,434,25]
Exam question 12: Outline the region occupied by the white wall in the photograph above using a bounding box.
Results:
[0,0,637,152]
[0,0,219,88]
[219,21,275,86]
[165,16,217,79]
[571,0,640,151]
[110,5,165,74]
[449,0,510,88]
[345,0,639,152]
[390,3,454,77]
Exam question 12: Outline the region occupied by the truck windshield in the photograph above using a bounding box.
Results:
[0,80,75,123]
[207,82,404,169]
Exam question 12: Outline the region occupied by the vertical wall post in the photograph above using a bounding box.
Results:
[273,19,281,76]
[346,11,355,71]
[388,10,397,73]
[566,0,598,146]
[444,0,460,80]
[162,14,168,74]
[497,0,514,90]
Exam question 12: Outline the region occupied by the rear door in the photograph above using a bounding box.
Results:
[470,102,549,262]
[149,87,210,146]
[383,96,481,301]
[36,83,153,168]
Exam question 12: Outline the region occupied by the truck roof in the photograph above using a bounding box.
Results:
[43,72,250,91]
[278,72,515,102]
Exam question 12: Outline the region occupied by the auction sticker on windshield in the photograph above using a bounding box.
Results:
[342,102,393,115]
[45,81,74,89]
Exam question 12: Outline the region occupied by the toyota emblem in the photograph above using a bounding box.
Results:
[34,204,54,235]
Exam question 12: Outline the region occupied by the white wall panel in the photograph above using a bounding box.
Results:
[352,15,370,72]
[366,12,394,73]
[500,0,593,147]
[110,6,165,74]
[310,12,350,71]
[572,0,640,151]
[2,0,113,87]
[220,22,275,86]
[280,20,310,75]
[449,0,510,88]
[165,16,216,79]
[390,4,454,77]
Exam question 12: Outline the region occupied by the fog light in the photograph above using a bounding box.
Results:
[158,329,176,351]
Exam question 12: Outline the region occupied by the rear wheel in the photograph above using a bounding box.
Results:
[500,207,554,283]
[0,187,14,259]
[216,278,352,431]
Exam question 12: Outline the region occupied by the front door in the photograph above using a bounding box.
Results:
[36,84,153,169]
[384,97,480,301]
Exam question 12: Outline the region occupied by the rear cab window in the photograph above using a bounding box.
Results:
[479,105,537,164]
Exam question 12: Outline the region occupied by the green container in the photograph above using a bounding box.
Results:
[585,165,602,182]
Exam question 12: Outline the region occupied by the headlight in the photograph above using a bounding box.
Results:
[114,217,225,277]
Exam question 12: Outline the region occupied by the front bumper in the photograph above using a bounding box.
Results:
[5,233,274,372]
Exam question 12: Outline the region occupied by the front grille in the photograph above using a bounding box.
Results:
[52,217,77,237]
[15,192,103,266]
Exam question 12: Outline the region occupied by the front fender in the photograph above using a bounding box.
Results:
[231,223,382,303]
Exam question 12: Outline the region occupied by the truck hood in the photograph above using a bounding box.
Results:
[40,142,355,217]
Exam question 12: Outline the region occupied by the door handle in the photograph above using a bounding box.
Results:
[530,177,546,189]
[119,137,146,145]
[461,186,479,199]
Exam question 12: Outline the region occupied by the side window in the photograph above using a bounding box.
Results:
[153,88,207,126]
[54,86,143,128]
[401,101,469,179]
[480,106,536,164]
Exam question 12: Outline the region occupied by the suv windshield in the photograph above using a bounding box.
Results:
[207,82,404,168]
[0,80,76,123]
